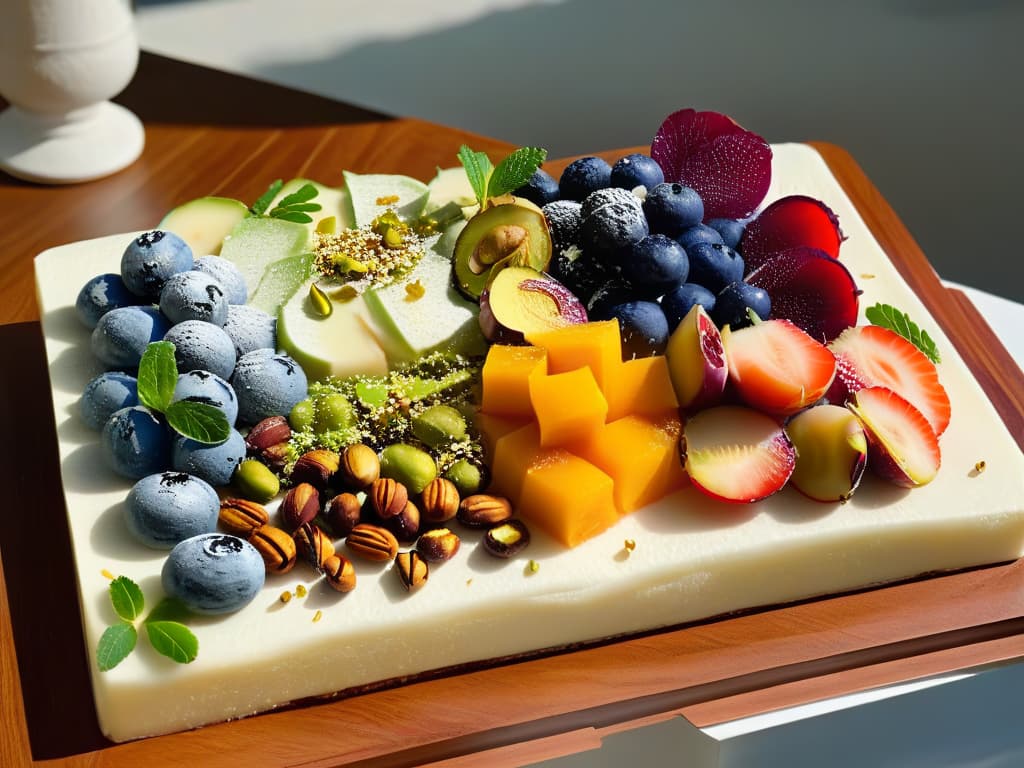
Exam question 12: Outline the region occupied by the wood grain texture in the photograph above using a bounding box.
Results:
[1,55,1023,767]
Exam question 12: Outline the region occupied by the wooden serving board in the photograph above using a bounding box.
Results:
[2,56,1023,768]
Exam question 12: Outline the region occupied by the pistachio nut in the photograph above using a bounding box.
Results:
[410,404,467,448]
[379,443,437,495]
[371,477,409,519]
[245,416,292,453]
[323,554,356,593]
[250,524,298,574]
[345,523,399,562]
[325,491,362,537]
[457,494,513,529]
[233,458,280,503]
[420,477,460,523]
[280,482,321,530]
[483,519,531,559]
[339,443,380,490]
[382,499,420,543]
[294,522,334,568]
[290,448,340,490]
[417,527,460,563]
[218,497,270,537]
[444,458,487,496]
[395,550,429,592]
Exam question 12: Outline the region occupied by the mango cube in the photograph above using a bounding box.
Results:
[490,422,544,504]
[529,366,608,447]
[575,413,688,514]
[525,320,622,389]
[518,451,618,547]
[603,355,680,423]
[476,412,530,458]
[481,344,547,418]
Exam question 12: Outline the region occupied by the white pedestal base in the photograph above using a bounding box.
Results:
[0,101,144,184]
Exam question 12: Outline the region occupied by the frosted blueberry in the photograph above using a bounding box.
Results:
[171,428,246,487]
[159,270,229,326]
[231,350,308,425]
[81,371,139,430]
[222,304,276,358]
[101,406,170,479]
[162,533,265,615]
[91,306,170,369]
[75,273,139,329]
[163,320,236,380]
[125,471,220,549]
[172,370,238,426]
[193,256,247,305]
[120,230,194,300]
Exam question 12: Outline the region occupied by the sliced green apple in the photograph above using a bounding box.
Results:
[159,196,249,256]
[249,251,316,317]
[277,279,389,381]
[343,171,430,227]
[219,216,311,297]
[424,166,479,218]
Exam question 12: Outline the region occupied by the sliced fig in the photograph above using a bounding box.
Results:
[664,303,728,411]
[740,195,844,273]
[479,266,586,343]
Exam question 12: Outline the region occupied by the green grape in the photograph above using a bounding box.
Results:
[289,399,315,431]
[314,393,357,433]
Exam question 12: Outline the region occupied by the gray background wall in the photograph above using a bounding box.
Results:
[136,0,1023,302]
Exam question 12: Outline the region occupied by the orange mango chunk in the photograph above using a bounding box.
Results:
[529,366,608,447]
[518,451,618,547]
[575,413,688,514]
[480,344,547,418]
[525,320,622,389]
[490,422,544,504]
[475,412,530,459]
[602,355,680,423]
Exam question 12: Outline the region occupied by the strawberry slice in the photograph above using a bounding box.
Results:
[847,386,941,487]
[723,319,837,416]
[681,405,795,503]
[828,325,950,436]
[740,195,845,273]
[650,109,772,221]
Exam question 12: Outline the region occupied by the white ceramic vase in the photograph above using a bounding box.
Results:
[0,0,144,183]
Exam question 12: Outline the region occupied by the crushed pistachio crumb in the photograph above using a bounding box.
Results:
[623,539,637,552]
[527,559,540,573]
[295,584,308,598]
[466,578,473,587]
[860,273,876,279]
[280,591,293,604]
[376,195,400,206]
[313,210,423,292]
[405,280,425,300]
[312,610,323,623]
[974,460,987,474]
[101,569,115,580]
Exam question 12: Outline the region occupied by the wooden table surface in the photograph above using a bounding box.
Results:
[2,53,1024,768]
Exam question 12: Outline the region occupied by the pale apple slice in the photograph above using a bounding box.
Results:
[159,196,249,257]
[681,405,795,503]
[219,216,311,298]
[847,385,940,488]
[785,404,868,502]
[424,166,479,219]
[342,171,430,227]
[267,178,354,234]
[664,304,728,410]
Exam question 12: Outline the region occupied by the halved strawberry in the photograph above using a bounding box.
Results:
[740,195,845,273]
[723,319,836,416]
[828,325,950,436]
[847,386,941,487]
[681,405,795,503]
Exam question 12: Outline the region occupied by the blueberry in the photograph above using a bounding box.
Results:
[159,271,229,326]
[75,273,139,329]
[231,350,308,425]
[101,406,170,479]
[559,156,612,202]
[173,370,239,427]
[222,305,276,358]
[163,320,237,380]
[706,218,746,250]
[549,248,613,307]
[661,283,717,332]
[712,281,771,329]
[610,153,664,192]
[677,224,725,250]
[686,243,745,293]
[579,188,648,263]
[125,471,220,549]
[193,256,247,305]
[172,429,246,487]
[586,279,636,321]
[618,234,689,298]
[120,230,194,300]
[542,199,582,255]
[643,184,704,238]
[607,301,670,359]
[81,371,139,430]
[91,306,171,369]
[162,533,265,615]
[513,168,560,207]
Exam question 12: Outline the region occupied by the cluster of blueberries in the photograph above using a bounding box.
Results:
[514,154,770,357]
[75,231,307,613]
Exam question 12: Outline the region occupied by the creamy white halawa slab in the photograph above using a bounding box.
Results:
[35,144,1024,743]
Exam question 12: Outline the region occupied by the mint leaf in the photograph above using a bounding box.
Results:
[97,622,137,671]
[271,211,314,224]
[865,303,941,364]
[487,147,547,199]
[137,341,178,413]
[250,180,284,216]
[145,621,198,664]
[277,183,319,208]
[457,145,493,208]
[165,401,230,444]
[145,597,191,624]
[271,202,320,214]
[109,576,144,622]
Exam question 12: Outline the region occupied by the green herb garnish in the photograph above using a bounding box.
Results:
[250,180,322,223]
[456,145,547,209]
[138,342,230,444]
[865,303,941,363]
[98,576,198,671]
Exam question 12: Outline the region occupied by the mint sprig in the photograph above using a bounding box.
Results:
[98,576,198,670]
[249,180,322,223]
[137,342,230,445]
[457,145,548,209]
[250,180,283,216]
[865,303,941,364]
